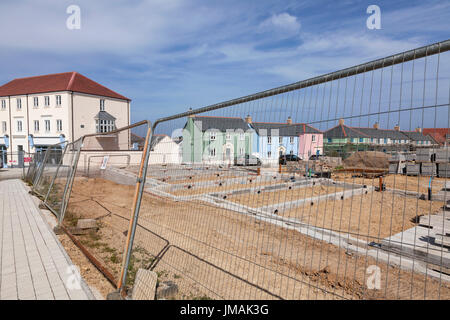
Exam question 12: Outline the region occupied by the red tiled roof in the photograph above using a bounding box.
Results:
[0,72,130,101]
[422,128,450,145]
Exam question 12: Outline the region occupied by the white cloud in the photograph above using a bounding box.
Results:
[259,13,301,35]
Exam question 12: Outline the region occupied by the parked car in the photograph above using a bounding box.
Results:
[309,154,323,161]
[279,154,301,165]
[236,154,262,166]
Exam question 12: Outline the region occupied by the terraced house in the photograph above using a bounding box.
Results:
[0,72,130,167]
[182,115,253,164]
[249,116,323,163]
[324,119,435,153]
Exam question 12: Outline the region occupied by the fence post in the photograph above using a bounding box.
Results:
[58,140,83,225]
[117,122,153,295]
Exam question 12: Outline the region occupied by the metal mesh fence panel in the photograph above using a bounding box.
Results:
[123,40,450,300]
[60,121,151,288]
[44,140,82,219]
[32,144,66,198]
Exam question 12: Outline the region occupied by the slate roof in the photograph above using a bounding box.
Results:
[190,116,250,132]
[353,127,407,140]
[94,111,116,121]
[325,124,434,142]
[324,124,370,139]
[402,131,434,142]
[0,72,130,101]
[250,122,321,136]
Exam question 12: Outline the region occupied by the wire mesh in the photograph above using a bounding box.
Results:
[124,40,450,300]
[59,121,151,287]
[32,144,66,198]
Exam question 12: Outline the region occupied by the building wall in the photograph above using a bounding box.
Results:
[72,93,129,150]
[0,91,130,166]
[299,133,323,159]
[149,136,181,164]
[182,118,253,164]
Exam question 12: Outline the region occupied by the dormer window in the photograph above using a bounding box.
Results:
[95,110,116,133]
[100,99,105,111]
[96,119,115,133]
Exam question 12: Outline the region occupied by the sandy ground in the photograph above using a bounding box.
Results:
[282,191,443,240]
[333,173,448,195]
[63,177,449,300]
[57,233,116,299]
[227,185,345,207]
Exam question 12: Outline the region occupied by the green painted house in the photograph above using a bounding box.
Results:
[182,116,254,164]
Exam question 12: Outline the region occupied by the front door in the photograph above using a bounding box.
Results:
[17,145,24,168]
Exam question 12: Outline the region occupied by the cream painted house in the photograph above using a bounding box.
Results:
[0,72,130,167]
[149,135,182,164]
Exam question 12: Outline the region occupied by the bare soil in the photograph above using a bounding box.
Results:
[333,173,447,195]
[282,191,443,240]
[227,185,345,207]
[64,177,450,300]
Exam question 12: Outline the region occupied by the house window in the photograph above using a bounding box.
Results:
[16,98,22,110]
[56,120,63,132]
[56,95,62,106]
[44,96,50,106]
[290,137,294,144]
[384,138,388,144]
[240,133,245,141]
[96,119,115,133]
[239,147,244,155]
[226,132,231,140]
[17,120,23,132]
[1,100,5,110]
[279,137,283,144]
[352,138,356,143]
[45,120,51,132]
[267,136,272,144]
[210,132,216,141]
[34,120,39,132]
[100,99,105,111]
[268,151,272,158]
[33,97,39,107]
[312,135,316,142]
[327,138,332,143]
[359,138,363,143]
[210,148,216,157]
[2,121,6,133]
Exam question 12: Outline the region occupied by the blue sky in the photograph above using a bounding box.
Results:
[0,0,449,124]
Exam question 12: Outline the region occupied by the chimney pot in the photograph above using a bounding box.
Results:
[287,116,293,125]
[415,127,422,133]
[373,122,379,129]
[338,118,344,125]
[245,115,252,124]
[394,125,400,131]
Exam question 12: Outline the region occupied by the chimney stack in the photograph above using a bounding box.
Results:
[245,115,252,124]
[338,118,344,125]
[415,127,422,133]
[394,125,400,131]
[373,122,379,129]
[287,116,293,125]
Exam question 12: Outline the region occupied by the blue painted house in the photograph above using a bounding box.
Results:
[249,116,323,164]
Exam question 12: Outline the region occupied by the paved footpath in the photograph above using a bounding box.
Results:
[0,179,94,300]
